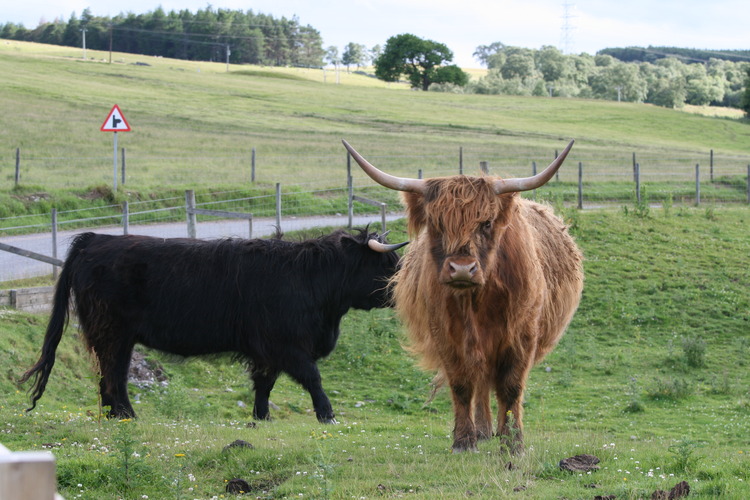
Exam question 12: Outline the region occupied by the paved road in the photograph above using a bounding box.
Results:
[0,213,404,282]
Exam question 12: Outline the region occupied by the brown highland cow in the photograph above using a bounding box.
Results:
[343,139,584,453]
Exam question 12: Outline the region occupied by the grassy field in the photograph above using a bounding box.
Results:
[0,39,749,499]
[1,40,749,197]
[1,205,749,499]
[1,39,748,238]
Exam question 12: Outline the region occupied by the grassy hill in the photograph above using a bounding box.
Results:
[1,207,749,498]
[1,39,749,196]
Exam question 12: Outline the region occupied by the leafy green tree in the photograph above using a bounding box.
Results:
[684,63,725,105]
[325,46,340,67]
[62,13,81,48]
[473,41,506,66]
[374,33,468,90]
[643,58,688,108]
[368,44,382,66]
[740,67,750,117]
[342,42,366,71]
[536,45,568,82]
[499,47,537,81]
[295,25,325,67]
[590,60,647,102]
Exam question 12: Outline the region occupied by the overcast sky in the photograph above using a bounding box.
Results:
[3,0,748,67]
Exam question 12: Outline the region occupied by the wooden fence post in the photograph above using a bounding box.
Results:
[15,148,20,187]
[695,164,701,206]
[0,443,61,500]
[122,201,129,235]
[275,183,281,231]
[480,161,488,174]
[185,190,197,238]
[635,163,641,203]
[577,162,583,210]
[51,209,58,280]
[709,149,714,182]
[248,213,253,239]
[347,175,353,229]
[747,165,750,204]
[251,147,256,183]
[459,146,463,175]
[554,150,559,182]
[346,152,352,228]
[418,169,423,179]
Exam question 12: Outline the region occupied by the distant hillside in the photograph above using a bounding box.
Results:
[599,46,750,64]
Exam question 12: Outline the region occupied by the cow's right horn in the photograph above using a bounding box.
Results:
[368,239,409,253]
[342,140,426,194]
[493,139,575,194]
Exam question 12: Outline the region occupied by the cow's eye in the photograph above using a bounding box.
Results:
[479,221,492,233]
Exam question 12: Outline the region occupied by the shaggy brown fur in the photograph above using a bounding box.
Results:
[394,176,583,453]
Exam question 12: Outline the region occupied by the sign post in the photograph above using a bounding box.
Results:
[100,104,131,190]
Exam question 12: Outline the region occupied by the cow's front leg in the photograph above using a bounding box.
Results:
[285,360,336,424]
[473,379,493,441]
[450,381,477,453]
[494,358,532,454]
[251,368,280,421]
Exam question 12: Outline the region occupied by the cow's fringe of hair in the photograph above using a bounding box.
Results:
[19,233,93,412]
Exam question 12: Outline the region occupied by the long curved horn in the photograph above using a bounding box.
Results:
[368,239,409,253]
[342,140,426,193]
[492,139,575,194]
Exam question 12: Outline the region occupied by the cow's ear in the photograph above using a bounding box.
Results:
[402,192,426,237]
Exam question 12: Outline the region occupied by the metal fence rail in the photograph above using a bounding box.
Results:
[1,149,749,282]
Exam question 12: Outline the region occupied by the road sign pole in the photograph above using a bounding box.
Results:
[113,131,118,191]
[101,105,130,191]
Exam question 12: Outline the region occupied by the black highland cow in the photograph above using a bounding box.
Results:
[22,229,405,423]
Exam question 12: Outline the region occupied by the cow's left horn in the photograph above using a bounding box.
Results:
[368,239,409,253]
[343,140,426,194]
[492,139,575,194]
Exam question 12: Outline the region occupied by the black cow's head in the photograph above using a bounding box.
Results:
[345,229,406,309]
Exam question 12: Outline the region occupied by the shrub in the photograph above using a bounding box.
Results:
[682,335,706,368]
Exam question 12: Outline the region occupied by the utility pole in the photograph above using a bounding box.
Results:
[225,44,231,72]
[108,23,113,63]
[81,27,87,60]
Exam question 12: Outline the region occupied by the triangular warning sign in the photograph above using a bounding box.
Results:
[100,104,131,132]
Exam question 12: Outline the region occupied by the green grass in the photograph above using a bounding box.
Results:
[1,205,749,499]
[0,40,748,198]
[0,38,749,498]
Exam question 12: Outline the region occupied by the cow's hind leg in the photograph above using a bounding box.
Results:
[94,339,136,419]
[284,359,336,424]
[251,367,280,421]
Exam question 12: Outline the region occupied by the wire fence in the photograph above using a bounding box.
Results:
[6,146,750,190]
[1,147,749,281]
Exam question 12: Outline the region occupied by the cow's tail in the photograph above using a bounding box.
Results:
[20,232,93,412]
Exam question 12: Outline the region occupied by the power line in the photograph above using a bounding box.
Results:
[560,2,576,55]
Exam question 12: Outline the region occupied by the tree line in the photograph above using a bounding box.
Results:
[3,7,749,113]
[0,7,325,67]
[449,43,750,111]
[599,46,750,65]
